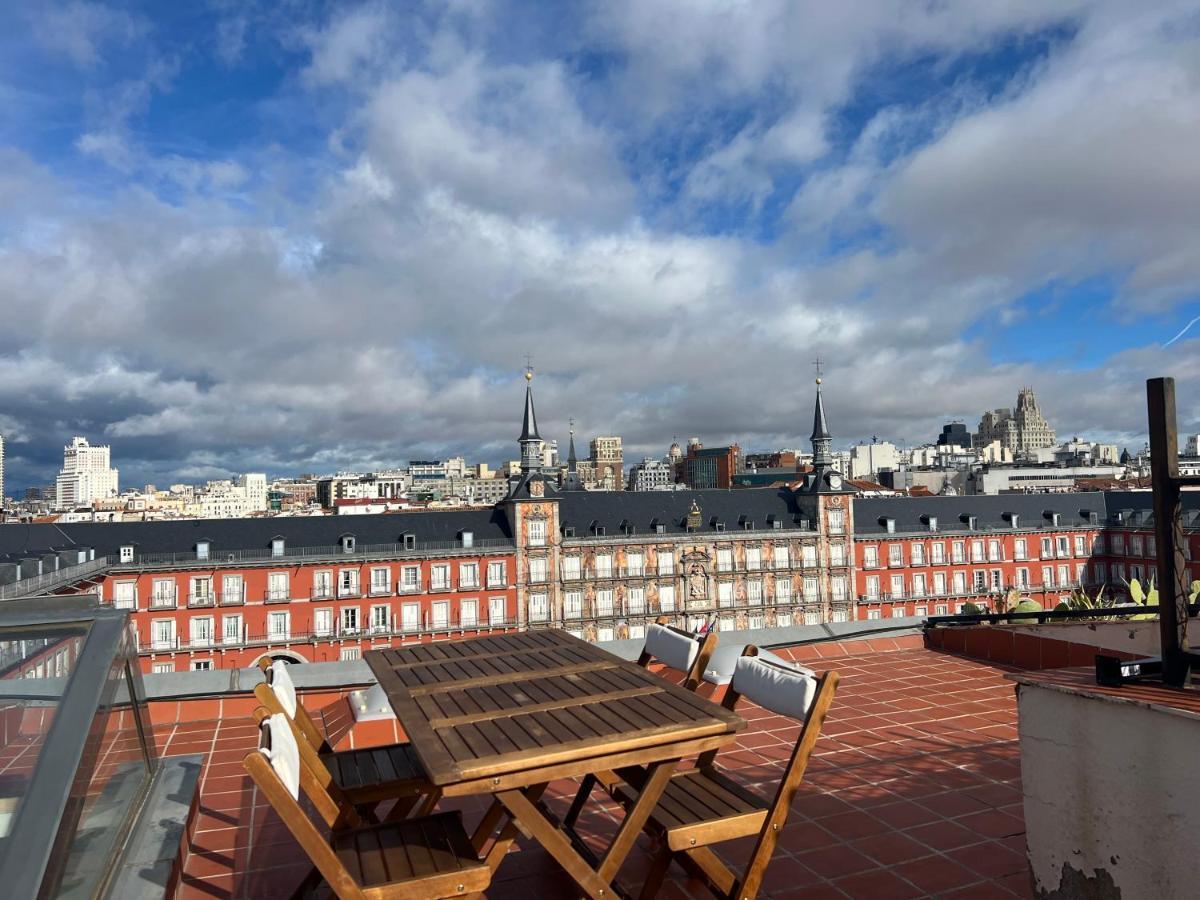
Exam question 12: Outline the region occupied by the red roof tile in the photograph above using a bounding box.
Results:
[169,646,1033,898]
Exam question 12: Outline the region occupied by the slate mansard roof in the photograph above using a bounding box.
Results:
[853,490,1200,537]
[0,508,513,565]
[555,487,815,537]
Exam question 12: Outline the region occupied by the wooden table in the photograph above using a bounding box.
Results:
[365,630,745,898]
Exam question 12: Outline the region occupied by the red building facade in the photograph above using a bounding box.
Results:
[853,495,1200,620]
[99,548,518,672]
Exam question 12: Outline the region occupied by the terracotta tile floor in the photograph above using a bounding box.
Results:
[171,647,1033,899]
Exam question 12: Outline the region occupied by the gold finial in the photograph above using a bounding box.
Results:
[816,377,822,385]
[525,369,533,382]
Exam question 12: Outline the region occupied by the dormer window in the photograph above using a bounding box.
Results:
[271,537,285,558]
[650,518,665,535]
[401,533,416,550]
[1005,512,1019,529]
[562,525,576,538]
[882,517,896,534]
[460,531,474,548]
[1045,511,1060,527]
[119,544,134,564]
[921,515,938,532]
[965,515,977,530]
[196,541,210,561]
[340,534,356,553]
[620,520,635,536]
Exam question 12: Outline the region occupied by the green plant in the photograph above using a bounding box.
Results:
[1125,577,1158,621]
[961,601,984,615]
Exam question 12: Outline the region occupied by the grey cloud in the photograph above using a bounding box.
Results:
[2,1,1199,493]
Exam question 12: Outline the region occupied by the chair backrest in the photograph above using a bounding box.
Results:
[255,658,329,752]
[637,617,718,690]
[710,645,839,900]
[252,710,360,830]
[244,715,368,900]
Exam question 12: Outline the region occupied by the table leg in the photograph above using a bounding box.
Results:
[496,787,615,899]
[482,783,548,873]
[597,760,673,884]
[493,757,681,900]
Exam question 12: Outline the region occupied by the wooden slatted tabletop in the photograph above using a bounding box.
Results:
[365,630,745,789]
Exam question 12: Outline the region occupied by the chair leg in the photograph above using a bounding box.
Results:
[638,844,673,900]
[287,864,324,899]
[382,793,422,822]
[411,787,442,818]
[563,774,597,829]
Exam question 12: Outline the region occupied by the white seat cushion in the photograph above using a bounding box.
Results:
[643,624,700,675]
[730,655,818,720]
[704,646,808,686]
[269,659,298,718]
[260,712,301,799]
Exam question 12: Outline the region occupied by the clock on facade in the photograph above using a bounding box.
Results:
[826,472,843,490]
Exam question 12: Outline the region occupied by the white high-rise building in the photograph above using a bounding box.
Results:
[55,436,119,509]
[237,473,268,512]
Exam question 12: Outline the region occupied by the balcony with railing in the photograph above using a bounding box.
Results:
[147,590,178,609]
[219,587,246,605]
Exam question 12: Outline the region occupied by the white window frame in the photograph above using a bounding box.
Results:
[313,608,333,637]
[487,561,506,587]
[369,567,391,596]
[400,565,420,593]
[658,584,675,613]
[527,519,547,547]
[112,581,137,611]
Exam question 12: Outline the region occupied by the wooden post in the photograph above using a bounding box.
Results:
[1147,378,1190,686]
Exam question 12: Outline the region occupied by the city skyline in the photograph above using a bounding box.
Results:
[1,3,1199,491]
[0,380,1162,494]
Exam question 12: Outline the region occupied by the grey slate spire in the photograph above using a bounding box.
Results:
[518,368,542,474]
[810,377,833,467]
[562,418,585,490]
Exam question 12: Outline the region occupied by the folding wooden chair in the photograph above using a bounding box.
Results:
[255,658,435,818]
[244,711,490,900]
[562,617,718,830]
[612,645,839,900]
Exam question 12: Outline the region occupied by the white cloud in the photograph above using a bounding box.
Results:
[3,0,1200,489]
[31,1,148,68]
[300,4,397,87]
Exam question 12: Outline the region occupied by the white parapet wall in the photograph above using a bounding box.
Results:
[1013,672,1200,898]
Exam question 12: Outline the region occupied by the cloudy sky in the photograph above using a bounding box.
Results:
[1,1,1199,492]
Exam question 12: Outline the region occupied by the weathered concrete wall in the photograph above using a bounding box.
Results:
[1018,681,1200,898]
[1009,619,1162,658]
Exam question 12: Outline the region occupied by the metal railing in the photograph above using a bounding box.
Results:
[0,557,109,599]
[114,538,516,570]
[139,616,524,652]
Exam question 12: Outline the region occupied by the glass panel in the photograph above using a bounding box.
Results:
[0,627,88,843]
[53,655,152,898]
